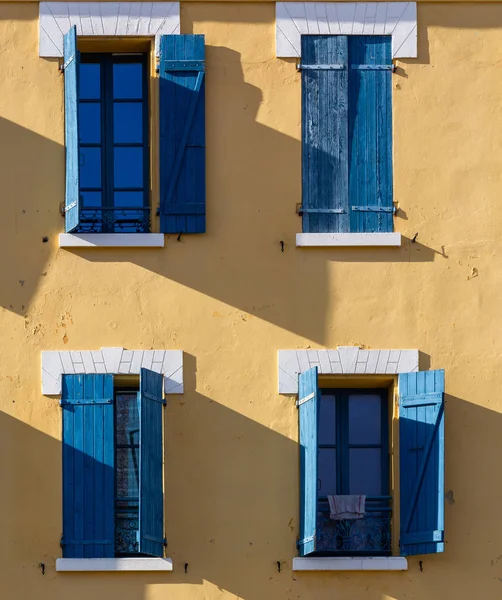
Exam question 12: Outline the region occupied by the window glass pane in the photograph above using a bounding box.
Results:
[79,103,101,144]
[79,63,101,100]
[81,191,102,207]
[114,147,143,188]
[116,393,140,446]
[113,63,143,99]
[348,394,382,445]
[318,448,336,496]
[349,448,382,495]
[319,394,336,445]
[114,191,145,208]
[114,103,143,143]
[80,147,101,189]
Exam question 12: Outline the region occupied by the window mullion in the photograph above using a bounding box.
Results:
[103,54,114,231]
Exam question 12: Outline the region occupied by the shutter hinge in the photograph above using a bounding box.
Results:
[296,392,315,407]
[297,63,345,71]
[296,206,345,216]
[60,54,75,72]
[63,201,78,214]
[297,534,315,548]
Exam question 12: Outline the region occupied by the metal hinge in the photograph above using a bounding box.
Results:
[60,54,75,72]
[296,206,345,216]
[296,392,315,407]
[297,63,344,71]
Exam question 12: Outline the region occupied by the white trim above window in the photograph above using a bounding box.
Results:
[276,2,417,59]
[293,557,408,571]
[278,346,419,394]
[41,347,183,395]
[39,2,180,57]
[56,558,173,572]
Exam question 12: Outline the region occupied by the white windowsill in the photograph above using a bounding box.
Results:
[296,233,402,247]
[292,557,408,571]
[56,558,173,572]
[59,234,165,248]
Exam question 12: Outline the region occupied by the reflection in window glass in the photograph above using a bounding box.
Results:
[348,394,381,445]
[113,63,143,99]
[349,448,382,495]
[319,394,336,445]
[79,63,101,100]
[318,448,337,496]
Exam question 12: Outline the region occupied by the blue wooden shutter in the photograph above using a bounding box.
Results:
[139,368,165,556]
[298,367,319,556]
[348,36,393,233]
[63,26,81,233]
[159,35,206,234]
[62,374,114,558]
[301,36,349,233]
[399,370,445,556]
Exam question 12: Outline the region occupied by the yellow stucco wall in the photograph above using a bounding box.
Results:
[0,1,502,598]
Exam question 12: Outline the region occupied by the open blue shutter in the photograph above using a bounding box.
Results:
[139,368,165,556]
[301,36,349,233]
[62,374,114,558]
[399,370,445,556]
[298,367,319,556]
[348,36,393,233]
[159,35,206,234]
[63,26,81,233]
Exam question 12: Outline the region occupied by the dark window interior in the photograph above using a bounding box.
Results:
[115,389,140,555]
[316,388,391,555]
[78,53,149,233]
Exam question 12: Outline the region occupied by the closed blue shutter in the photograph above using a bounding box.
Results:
[348,36,393,233]
[399,370,445,556]
[62,374,114,558]
[298,367,319,556]
[301,36,349,233]
[139,368,165,556]
[63,26,81,233]
[159,35,206,234]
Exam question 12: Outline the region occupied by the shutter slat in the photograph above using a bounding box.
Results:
[301,36,349,234]
[348,36,393,233]
[62,374,115,558]
[298,367,319,556]
[399,370,445,556]
[63,26,81,232]
[159,34,206,234]
[139,368,165,557]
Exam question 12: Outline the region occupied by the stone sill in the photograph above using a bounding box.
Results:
[59,234,165,248]
[296,233,402,247]
[292,557,408,571]
[56,558,173,572]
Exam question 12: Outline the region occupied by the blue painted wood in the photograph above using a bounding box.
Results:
[62,374,114,558]
[63,26,81,233]
[298,367,319,556]
[348,36,393,233]
[139,368,165,557]
[301,36,349,233]
[159,34,206,234]
[399,370,445,556]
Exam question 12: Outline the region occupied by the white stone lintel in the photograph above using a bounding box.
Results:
[296,233,401,247]
[56,558,173,572]
[276,2,417,59]
[59,234,165,248]
[42,348,183,395]
[293,557,408,571]
[278,346,419,394]
[40,2,180,58]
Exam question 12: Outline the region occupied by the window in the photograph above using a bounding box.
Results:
[317,389,390,555]
[300,35,393,235]
[61,370,165,558]
[77,54,150,233]
[298,368,445,558]
[62,27,207,236]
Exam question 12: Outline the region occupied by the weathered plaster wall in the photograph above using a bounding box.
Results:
[0,2,501,599]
